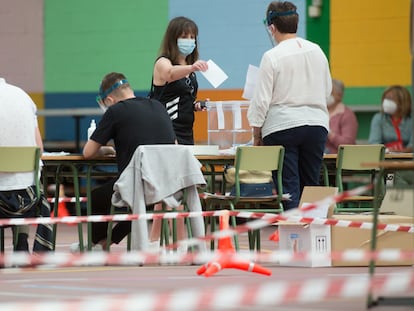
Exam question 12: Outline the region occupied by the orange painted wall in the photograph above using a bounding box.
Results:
[29,93,45,137]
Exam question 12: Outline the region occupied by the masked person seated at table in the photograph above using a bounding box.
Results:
[368,85,413,186]
[325,79,358,154]
[368,85,413,153]
[70,72,177,252]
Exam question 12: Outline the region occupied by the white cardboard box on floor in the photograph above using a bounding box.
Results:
[277,186,338,267]
[278,223,331,267]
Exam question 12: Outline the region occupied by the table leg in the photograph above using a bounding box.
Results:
[68,164,85,252]
[86,166,93,251]
[367,167,385,307]
[52,165,62,250]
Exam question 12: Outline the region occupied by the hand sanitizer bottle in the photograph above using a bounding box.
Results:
[87,119,96,140]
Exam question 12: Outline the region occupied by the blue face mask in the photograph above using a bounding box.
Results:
[177,38,196,56]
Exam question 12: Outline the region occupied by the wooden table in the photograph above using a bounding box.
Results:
[41,153,235,249]
[41,154,117,251]
[322,153,413,186]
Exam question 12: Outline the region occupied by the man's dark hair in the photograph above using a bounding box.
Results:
[100,72,129,94]
[267,1,298,34]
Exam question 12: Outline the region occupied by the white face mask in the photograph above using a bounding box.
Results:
[327,95,335,107]
[382,98,398,115]
[177,38,196,56]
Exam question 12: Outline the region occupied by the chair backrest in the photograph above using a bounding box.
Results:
[234,145,285,197]
[336,144,385,171]
[335,144,385,195]
[0,146,41,194]
[236,146,284,172]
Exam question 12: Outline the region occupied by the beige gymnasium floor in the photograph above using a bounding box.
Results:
[0,223,413,311]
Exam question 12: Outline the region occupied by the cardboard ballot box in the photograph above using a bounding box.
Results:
[278,187,338,267]
[331,214,414,266]
[206,101,252,150]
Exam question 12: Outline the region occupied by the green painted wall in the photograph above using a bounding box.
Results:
[44,0,168,92]
[305,0,330,60]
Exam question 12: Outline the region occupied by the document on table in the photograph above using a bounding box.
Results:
[242,64,259,100]
[200,59,228,88]
[42,151,71,156]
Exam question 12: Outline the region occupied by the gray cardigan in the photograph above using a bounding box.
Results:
[112,144,207,251]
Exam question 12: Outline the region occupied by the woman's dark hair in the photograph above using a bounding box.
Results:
[158,16,199,65]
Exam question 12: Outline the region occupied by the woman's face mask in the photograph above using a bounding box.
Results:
[177,38,196,56]
[382,98,398,115]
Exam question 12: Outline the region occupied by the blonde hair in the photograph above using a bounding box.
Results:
[381,85,412,117]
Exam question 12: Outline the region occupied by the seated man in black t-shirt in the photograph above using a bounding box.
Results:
[71,72,177,251]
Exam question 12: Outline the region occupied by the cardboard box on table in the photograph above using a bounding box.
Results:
[278,187,338,267]
[331,214,414,266]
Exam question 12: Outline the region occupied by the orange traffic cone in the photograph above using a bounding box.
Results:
[196,210,271,277]
[51,185,70,220]
[217,210,234,252]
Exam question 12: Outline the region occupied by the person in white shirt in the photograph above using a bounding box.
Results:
[0,77,53,252]
[247,1,332,210]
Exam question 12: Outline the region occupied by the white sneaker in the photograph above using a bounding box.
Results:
[70,242,81,253]
[148,240,160,253]
[176,244,188,255]
[69,242,103,253]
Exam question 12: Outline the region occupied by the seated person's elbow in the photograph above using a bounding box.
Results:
[83,140,101,159]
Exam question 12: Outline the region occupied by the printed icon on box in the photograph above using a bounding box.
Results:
[289,233,300,253]
[315,235,327,253]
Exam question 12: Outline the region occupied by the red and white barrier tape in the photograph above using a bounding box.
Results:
[0,210,412,234]
[47,197,87,203]
[1,249,413,269]
[0,270,412,310]
[2,184,412,251]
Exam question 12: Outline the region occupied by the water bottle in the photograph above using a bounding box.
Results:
[87,119,96,140]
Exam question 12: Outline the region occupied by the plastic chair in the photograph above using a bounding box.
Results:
[335,144,385,213]
[0,146,41,252]
[204,145,285,251]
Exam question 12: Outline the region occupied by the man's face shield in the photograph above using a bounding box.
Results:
[96,79,128,111]
[263,10,298,47]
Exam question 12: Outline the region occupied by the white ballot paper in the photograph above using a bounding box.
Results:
[201,59,228,88]
[242,64,259,100]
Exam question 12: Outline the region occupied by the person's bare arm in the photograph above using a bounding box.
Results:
[84,140,116,158]
[35,127,44,153]
[153,57,208,85]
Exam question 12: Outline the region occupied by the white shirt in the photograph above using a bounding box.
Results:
[247,37,332,138]
[0,78,39,190]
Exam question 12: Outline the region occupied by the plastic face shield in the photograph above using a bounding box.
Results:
[263,20,276,47]
[96,79,128,111]
[263,10,297,47]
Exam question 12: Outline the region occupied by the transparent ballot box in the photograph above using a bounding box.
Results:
[206,101,253,149]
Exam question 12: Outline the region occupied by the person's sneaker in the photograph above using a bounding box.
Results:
[69,242,103,253]
[147,240,160,253]
[176,244,188,255]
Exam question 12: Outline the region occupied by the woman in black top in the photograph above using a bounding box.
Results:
[150,16,208,145]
